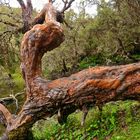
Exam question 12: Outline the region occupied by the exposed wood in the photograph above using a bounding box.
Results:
[32,2,64,26]
[0,104,12,127]
[0,1,140,140]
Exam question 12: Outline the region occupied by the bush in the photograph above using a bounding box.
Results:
[32,101,140,140]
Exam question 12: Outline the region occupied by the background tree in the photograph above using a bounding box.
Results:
[42,0,140,79]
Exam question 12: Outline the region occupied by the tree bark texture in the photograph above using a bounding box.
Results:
[0,1,140,140]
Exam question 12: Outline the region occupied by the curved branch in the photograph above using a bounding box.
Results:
[61,0,75,13]
[0,104,12,126]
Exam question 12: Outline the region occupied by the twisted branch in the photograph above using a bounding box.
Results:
[0,104,12,126]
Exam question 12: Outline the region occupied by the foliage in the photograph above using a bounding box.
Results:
[32,101,140,140]
[78,55,103,69]
[0,0,140,78]
[42,0,140,79]
[0,5,22,73]
[111,122,140,140]
[0,69,24,97]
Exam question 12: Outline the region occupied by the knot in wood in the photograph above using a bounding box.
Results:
[47,88,67,100]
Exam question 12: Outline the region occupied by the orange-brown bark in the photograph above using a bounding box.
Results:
[0,1,140,140]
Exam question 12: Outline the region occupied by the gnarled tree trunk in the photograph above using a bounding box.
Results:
[0,1,140,140]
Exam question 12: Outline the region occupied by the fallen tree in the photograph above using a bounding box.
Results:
[0,1,140,140]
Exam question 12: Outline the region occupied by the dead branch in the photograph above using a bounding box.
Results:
[61,0,75,13]
[0,92,24,105]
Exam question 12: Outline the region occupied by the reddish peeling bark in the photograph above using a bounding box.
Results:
[0,1,140,140]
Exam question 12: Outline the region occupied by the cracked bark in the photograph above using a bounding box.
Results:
[0,1,140,140]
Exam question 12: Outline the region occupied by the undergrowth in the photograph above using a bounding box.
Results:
[32,101,140,140]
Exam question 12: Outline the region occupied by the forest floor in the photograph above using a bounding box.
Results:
[32,100,140,140]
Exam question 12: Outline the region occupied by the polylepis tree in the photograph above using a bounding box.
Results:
[16,0,75,33]
[0,0,140,140]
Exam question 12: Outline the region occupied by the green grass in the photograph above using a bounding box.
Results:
[111,121,140,140]
[12,72,25,91]
[32,101,140,140]
[0,72,24,97]
[78,56,103,69]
